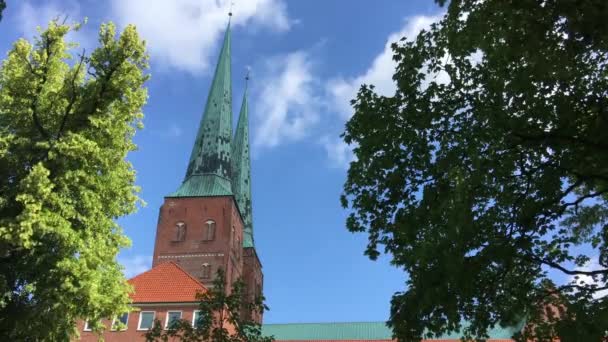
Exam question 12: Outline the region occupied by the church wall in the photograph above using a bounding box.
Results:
[242,247,264,323]
[152,196,244,290]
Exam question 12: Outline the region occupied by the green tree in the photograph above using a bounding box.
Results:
[0,0,6,22]
[0,20,149,340]
[341,1,608,341]
[145,269,273,342]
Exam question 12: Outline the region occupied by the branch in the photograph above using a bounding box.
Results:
[532,255,608,276]
[559,189,608,213]
[29,32,57,140]
[56,49,86,139]
[512,131,608,151]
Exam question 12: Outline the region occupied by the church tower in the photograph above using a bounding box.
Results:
[151,19,263,322]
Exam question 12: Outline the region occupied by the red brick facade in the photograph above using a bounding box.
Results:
[152,195,264,323]
[242,247,264,322]
[77,303,200,342]
[152,196,245,291]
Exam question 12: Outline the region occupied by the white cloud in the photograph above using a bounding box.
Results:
[320,136,355,169]
[15,0,91,47]
[252,51,320,149]
[326,15,442,119]
[110,0,292,73]
[569,258,608,299]
[119,255,152,279]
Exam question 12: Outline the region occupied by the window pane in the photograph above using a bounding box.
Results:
[205,221,216,241]
[112,313,129,330]
[166,311,182,329]
[139,312,154,330]
[201,264,210,279]
[193,311,204,327]
[118,313,129,325]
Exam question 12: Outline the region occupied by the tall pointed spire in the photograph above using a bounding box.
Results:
[170,22,233,197]
[232,74,254,247]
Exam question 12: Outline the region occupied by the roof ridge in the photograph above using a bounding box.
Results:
[127,263,157,282]
[128,261,206,291]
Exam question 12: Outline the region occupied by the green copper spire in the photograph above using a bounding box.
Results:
[170,23,233,197]
[232,78,254,247]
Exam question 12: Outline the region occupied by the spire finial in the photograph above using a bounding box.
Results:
[228,1,234,18]
[245,66,251,89]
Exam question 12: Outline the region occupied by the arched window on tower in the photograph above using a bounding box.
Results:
[201,263,211,279]
[236,237,240,259]
[204,220,216,241]
[174,222,186,242]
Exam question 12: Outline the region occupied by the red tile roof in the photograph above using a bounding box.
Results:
[128,262,206,303]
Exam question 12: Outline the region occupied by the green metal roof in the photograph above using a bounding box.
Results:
[261,321,523,340]
[168,174,232,197]
[262,322,392,340]
[173,21,233,197]
[232,85,254,248]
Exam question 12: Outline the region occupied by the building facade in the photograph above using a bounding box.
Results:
[78,262,217,342]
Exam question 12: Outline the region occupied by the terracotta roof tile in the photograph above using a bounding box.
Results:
[128,262,206,303]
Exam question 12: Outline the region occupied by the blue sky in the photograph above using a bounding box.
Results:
[0,0,446,324]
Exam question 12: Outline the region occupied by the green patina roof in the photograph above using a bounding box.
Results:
[169,174,232,197]
[261,321,524,340]
[170,22,233,198]
[232,84,254,247]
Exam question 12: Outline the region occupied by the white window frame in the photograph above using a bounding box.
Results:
[111,312,129,331]
[164,310,183,330]
[83,320,93,332]
[192,310,202,327]
[137,311,156,331]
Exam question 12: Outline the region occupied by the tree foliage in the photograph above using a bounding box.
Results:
[0,20,149,339]
[0,0,6,22]
[145,269,273,342]
[341,0,608,341]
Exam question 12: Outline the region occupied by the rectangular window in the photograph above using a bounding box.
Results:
[192,310,204,328]
[201,264,211,279]
[111,312,129,331]
[165,311,182,329]
[138,311,155,331]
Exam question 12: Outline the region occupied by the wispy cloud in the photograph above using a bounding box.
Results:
[250,15,447,168]
[166,123,183,138]
[118,255,152,279]
[252,51,320,149]
[319,136,356,169]
[110,0,292,73]
[14,0,92,48]
[326,15,443,120]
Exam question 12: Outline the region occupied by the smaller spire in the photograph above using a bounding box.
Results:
[232,73,254,247]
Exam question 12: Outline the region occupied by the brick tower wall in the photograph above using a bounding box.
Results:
[152,196,244,290]
[242,247,264,323]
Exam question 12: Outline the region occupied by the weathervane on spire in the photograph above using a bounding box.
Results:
[229,1,235,17]
[245,66,251,90]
